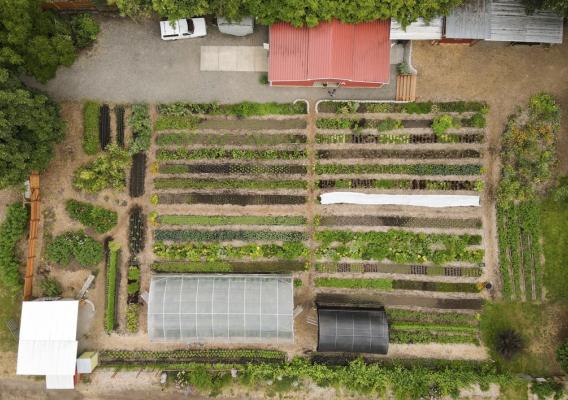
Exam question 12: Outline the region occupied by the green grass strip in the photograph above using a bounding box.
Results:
[390,331,479,345]
[105,242,119,333]
[390,323,479,334]
[83,101,100,155]
[152,261,233,273]
[316,163,482,176]
[314,277,393,290]
[155,115,200,131]
[157,215,306,226]
[154,178,307,190]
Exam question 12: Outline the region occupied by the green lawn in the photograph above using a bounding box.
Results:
[0,283,21,351]
[541,197,568,302]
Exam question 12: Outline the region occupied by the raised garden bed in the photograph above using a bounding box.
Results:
[129,206,145,255]
[115,106,125,147]
[156,132,307,146]
[126,264,140,333]
[156,148,307,161]
[315,163,482,176]
[198,119,307,130]
[156,215,307,226]
[317,179,479,191]
[99,104,111,150]
[317,215,482,229]
[83,101,100,155]
[156,193,307,205]
[315,262,483,277]
[129,152,146,198]
[314,277,480,293]
[317,101,486,114]
[317,149,481,159]
[316,132,484,144]
[152,260,306,273]
[104,239,120,333]
[154,178,307,190]
[158,163,307,175]
[154,229,307,242]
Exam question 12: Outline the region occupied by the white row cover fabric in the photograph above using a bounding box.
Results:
[148,274,294,343]
[320,192,480,208]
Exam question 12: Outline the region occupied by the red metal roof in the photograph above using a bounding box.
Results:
[269,20,391,86]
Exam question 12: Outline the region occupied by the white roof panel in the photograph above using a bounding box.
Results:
[46,375,75,390]
[390,18,443,40]
[320,192,480,207]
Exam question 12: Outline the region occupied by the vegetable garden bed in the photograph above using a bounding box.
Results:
[158,163,307,175]
[317,215,481,229]
[315,163,482,176]
[154,229,307,242]
[152,260,306,273]
[104,239,120,333]
[154,178,307,190]
[99,104,111,150]
[316,101,486,114]
[156,148,306,161]
[317,179,479,191]
[315,132,484,144]
[197,119,307,130]
[315,262,483,277]
[115,106,125,148]
[156,132,307,146]
[129,152,146,198]
[156,215,306,226]
[316,149,481,159]
[129,206,145,256]
[156,193,307,205]
[314,277,480,293]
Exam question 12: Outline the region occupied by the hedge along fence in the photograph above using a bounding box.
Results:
[314,277,481,293]
[65,199,118,234]
[315,230,483,264]
[156,148,307,161]
[153,241,308,261]
[158,163,308,175]
[99,104,111,150]
[155,193,307,206]
[104,239,120,334]
[315,132,484,145]
[156,132,307,146]
[315,163,483,176]
[99,349,287,365]
[83,101,100,155]
[154,178,307,191]
[317,101,487,114]
[157,215,307,226]
[316,215,482,229]
[0,203,29,289]
[316,149,481,160]
[154,230,308,242]
[157,101,307,117]
[151,260,306,273]
[317,179,480,191]
[315,263,483,278]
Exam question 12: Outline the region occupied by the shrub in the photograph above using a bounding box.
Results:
[70,14,100,48]
[293,278,303,288]
[258,73,269,85]
[531,381,564,400]
[65,199,117,233]
[73,144,131,192]
[40,277,62,297]
[556,339,568,373]
[397,62,413,75]
[469,108,488,128]
[128,104,152,154]
[0,203,29,288]
[45,231,103,268]
[377,118,403,132]
[83,101,100,155]
[495,329,523,360]
[432,114,457,137]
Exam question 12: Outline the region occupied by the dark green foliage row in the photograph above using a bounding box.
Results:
[315,229,483,264]
[159,163,307,175]
[100,349,287,364]
[154,229,307,242]
[156,132,307,146]
[153,241,308,261]
[128,104,152,154]
[320,178,478,191]
[154,178,307,190]
[157,148,306,161]
[39,277,62,297]
[315,132,483,145]
[104,241,120,333]
[315,163,482,176]
[390,330,479,345]
[73,144,132,192]
[151,260,305,273]
[129,207,145,255]
[386,308,478,326]
[393,280,480,293]
[83,101,100,155]
[319,101,487,114]
[315,263,483,277]
[314,277,480,293]
[158,102,307,117]
[0,203,28,288]
[157,192,306,206]
[45,231,103,268]
[155,115,201,130]
[65,199,118,233]
[315,277,393,290]
[317,214,482,229]
[157,215,306,226]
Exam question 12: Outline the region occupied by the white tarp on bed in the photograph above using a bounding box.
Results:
[320,192,480,207]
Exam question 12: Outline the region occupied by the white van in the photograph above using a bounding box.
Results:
[160,18,207,40]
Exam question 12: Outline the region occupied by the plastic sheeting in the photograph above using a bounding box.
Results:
[320,192,480,208]
[317,308,389,354]
[148,274,294,343]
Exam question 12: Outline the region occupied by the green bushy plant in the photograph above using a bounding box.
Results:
[157,148,306,161]
[83,101,100,155]
[154,229,307,242]
[40,277,62,297]
[126,304,139,333]
[397,62,413,75]
[65,199,117,233]
[104,241,120,333]
[531,381,564,400]
[377,118,403,132]
[315,277,393,290]
[128,104,152,154]
[316,118,359,129]
[556,339,568,373]
[432,114,458,137]
[335,101,360,114]
[70,14,100,48]
[0,203,29,288]
[46,231,103,268]
[73,144,131,192]
[495,329,523,360]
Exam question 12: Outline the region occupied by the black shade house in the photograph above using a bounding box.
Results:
[317,308,389,354]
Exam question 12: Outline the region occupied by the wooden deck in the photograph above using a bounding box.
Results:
[396,74,417,102]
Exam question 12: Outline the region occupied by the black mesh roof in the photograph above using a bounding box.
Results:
[317,308,389,354]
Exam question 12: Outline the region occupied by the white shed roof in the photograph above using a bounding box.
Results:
[390,18,443,40]
[17,301,79,380]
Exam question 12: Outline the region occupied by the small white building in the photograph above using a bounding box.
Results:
[16,300,79,389]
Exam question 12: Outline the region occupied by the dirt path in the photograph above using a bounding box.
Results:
[413,36,568,298]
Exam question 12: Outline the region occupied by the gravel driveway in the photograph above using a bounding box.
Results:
[27,17,396,103]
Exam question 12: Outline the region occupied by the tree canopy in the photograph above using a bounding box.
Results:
[522,0,568,16]
[117,0,464,27]
[0,70,65,188]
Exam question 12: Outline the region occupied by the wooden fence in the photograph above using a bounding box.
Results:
[23,173,40,301]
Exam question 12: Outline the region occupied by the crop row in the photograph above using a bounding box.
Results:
[126,265,140,333]
[390,330,479,345]
[315,133,484,144]
[129,206,145,255]
[316,115,483,131]
[315,163,482,176]
[157,101,307,117]
[316,215,482,229]
[153,241,308,261]
[100,104,111,150]
[130,152,146,198]
[151,260,306,273]
[315,263,483,277]
[83,101,100,155]
[154,178,307,190]
[155,193,307,205]
[386,308,478,326]
[156,215,307,226]
[65,199,117,234]
[317,101,486,114]
[100,349,287,364]
[159,163,307,175]
[315,230,483,264]
[104,240,120,333]
[157,148,306,161]
[156,132,307,146]
[154,229,307,242]
[314,278,480,293]
[317,149,480,160]
[318,179,479,191]
[115,106,125,147]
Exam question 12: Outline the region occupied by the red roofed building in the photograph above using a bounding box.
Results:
[268,20,391,88]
